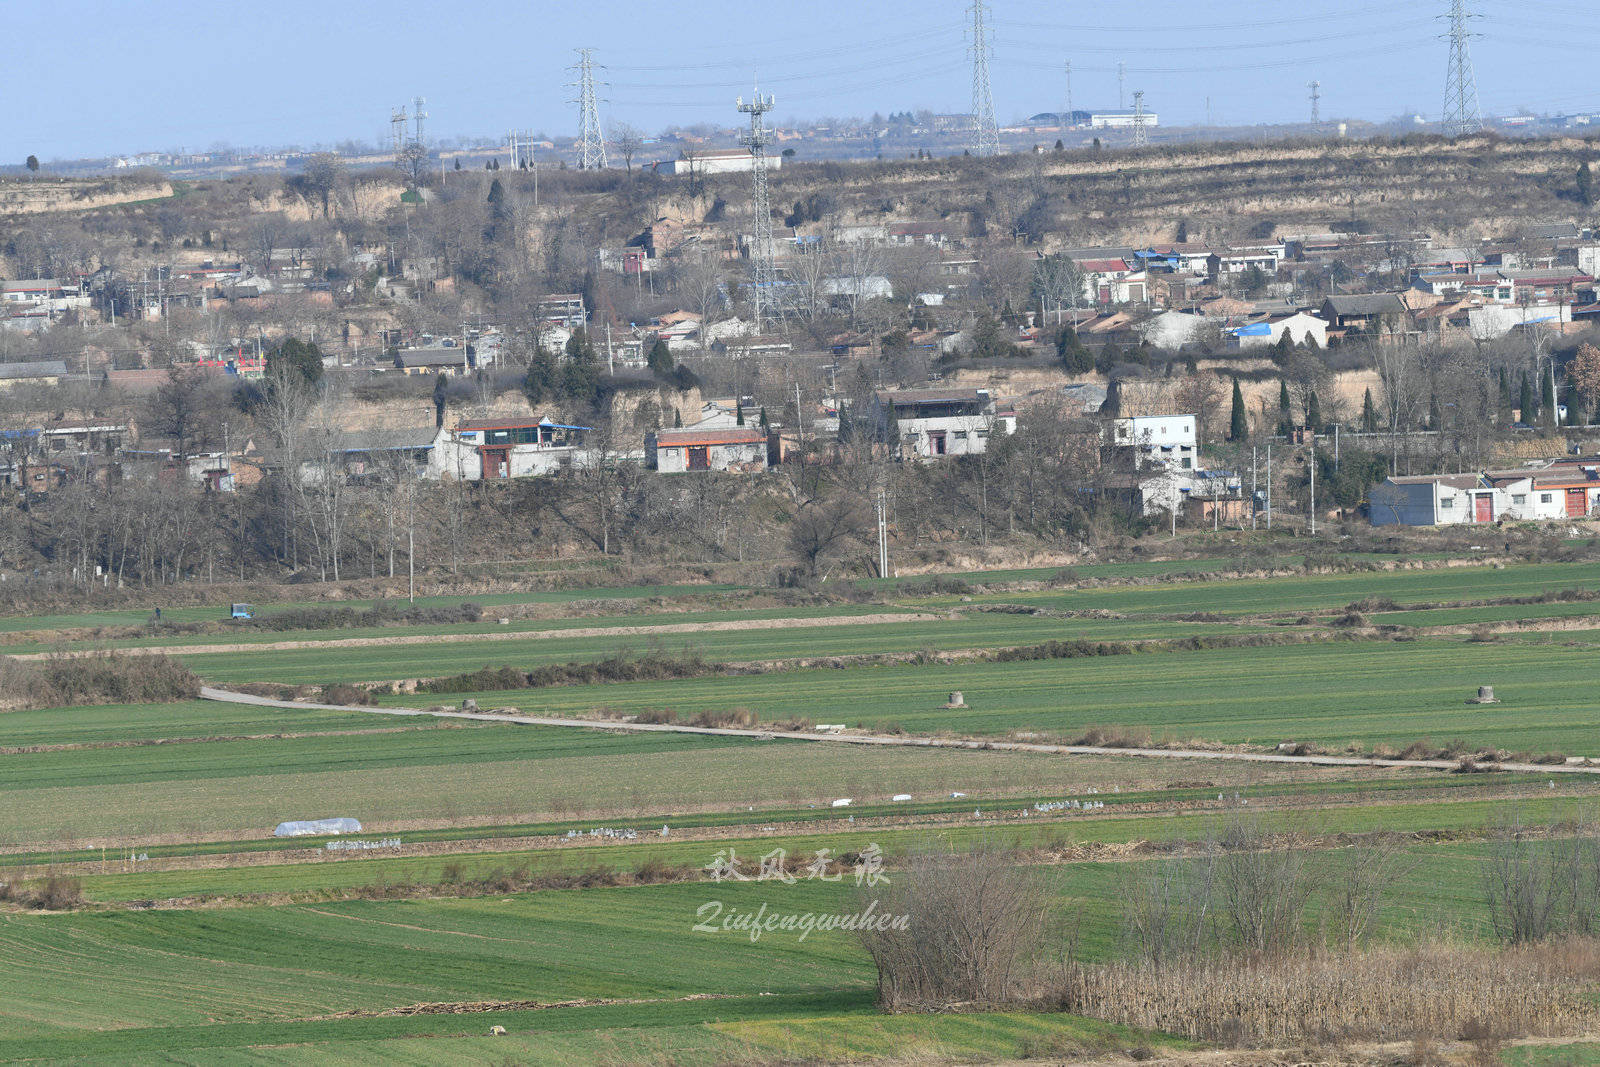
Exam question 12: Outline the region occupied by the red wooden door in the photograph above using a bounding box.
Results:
[1567,488,1587,516]
[687,446,710,470]
[1474,495,1492,523]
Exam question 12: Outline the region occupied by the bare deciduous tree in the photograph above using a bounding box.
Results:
[858,842,1048,1010]
[787,492,869,577]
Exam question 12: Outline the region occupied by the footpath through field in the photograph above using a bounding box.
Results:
[198,686,1600,778]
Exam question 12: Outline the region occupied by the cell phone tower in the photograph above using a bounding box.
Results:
[412,97,428,147]
[1132,90,1149,148]
[968,1,1000,157]
[1440,0,1483,136]
[571,48,608,169]
[738,86,782,331]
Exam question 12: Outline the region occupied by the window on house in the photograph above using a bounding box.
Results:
[1439,498,1453,508]
[1513,494,1527,505]
[1541,493,1553,503]
[952,431,968,441]
[976,430,989,439]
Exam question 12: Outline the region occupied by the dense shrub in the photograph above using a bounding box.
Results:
[417,651,716,694]
[0,653,200,709]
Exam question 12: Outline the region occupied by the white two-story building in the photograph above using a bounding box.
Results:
[874,388,1015,459]
[1109,414,1198,471]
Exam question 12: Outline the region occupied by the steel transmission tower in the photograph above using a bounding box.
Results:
[571,48,608,169]
[1308,80,1321,124]
[1131,90,1148,148]
[1440,0,1482,136]
[737,87,782,331]
[968,1,1000,157]
[1062,61,1073,127]
[390,106,408,161]
[1118,61,1126,109]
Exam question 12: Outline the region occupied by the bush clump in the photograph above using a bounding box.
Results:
[0,653,200,709]
[417,651,717,694]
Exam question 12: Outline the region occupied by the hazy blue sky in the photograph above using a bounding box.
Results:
[6,0,1593,160]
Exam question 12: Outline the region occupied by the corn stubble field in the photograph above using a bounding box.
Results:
[16,545,1600,1062]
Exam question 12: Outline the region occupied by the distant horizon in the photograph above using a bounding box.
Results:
[4,0,1595,161]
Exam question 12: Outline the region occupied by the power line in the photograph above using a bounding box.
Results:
[609,46,952,90]
[995,2,1411,33]
[1441,0,1484,135]
[570,48,608,169]
[969,1,1000,156]
[998,16,1437,55]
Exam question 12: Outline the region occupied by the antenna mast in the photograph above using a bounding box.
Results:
[738,86,782,331]
[411,97,428,148]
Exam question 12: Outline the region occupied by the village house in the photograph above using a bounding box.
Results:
[1230,310,1329,349]
[1369,474,1502,526]
[395,346,472,376]
[451,418,591,480]
[645,426,769,472]
[302,427,446,485]
[873,387,1015,459]
[1318,293,1411,333]
[1488,463,1600,519]
[537,293,588,330]
[0,360,69,390]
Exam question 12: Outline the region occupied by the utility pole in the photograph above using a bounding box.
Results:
[1251,446,1258,530]
[1440,0,1483,136]
[738,84,781,331]
[1308,80,1321,125]
[1309,435,1317,536]
[968,1,1000,157]
[1131,90,1149,148]
[1266,444,1273,530]
[1062,61,1073,126]
[571,48,608,169]
[1118,60,1126,110]
[876,489,889,577]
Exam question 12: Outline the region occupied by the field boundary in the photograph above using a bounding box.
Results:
[7,611,945,660]
[198,686,1600,776]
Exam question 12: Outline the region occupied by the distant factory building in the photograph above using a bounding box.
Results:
[1090,110,1159,129]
